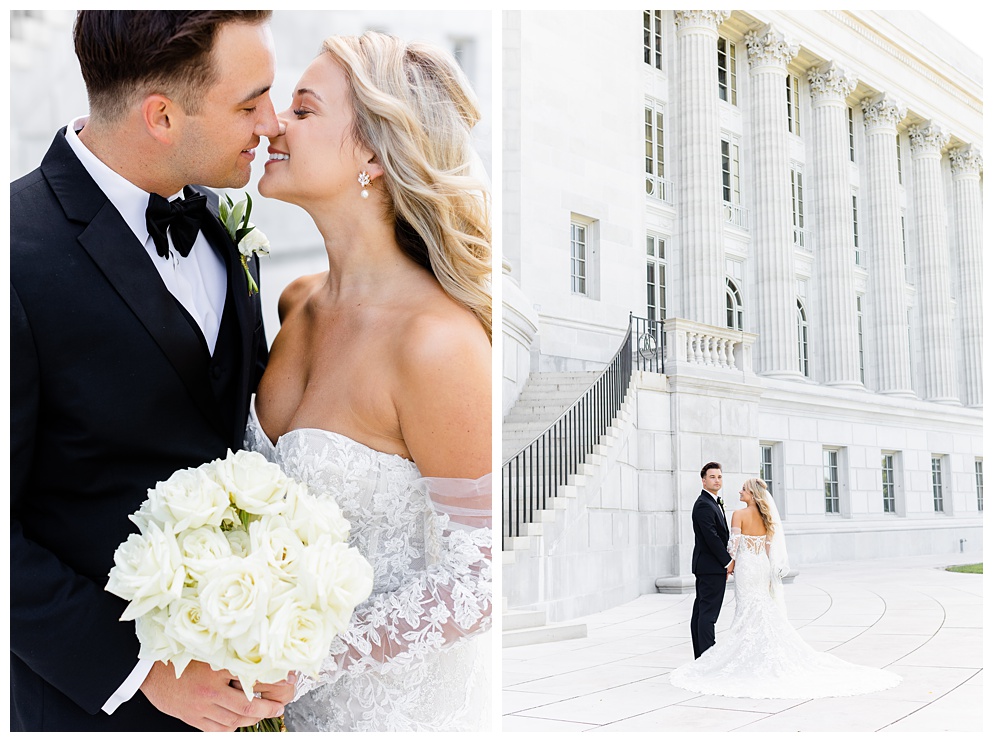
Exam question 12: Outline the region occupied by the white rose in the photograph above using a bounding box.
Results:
[198,553,272,640]
[146,467,231,534]
[134,607,179,665]
[210,450,288,516]
[262,595,333,676]
[224,527,251,558]
[225,622,285,697]
[249,515,306,577]
[297,536,374,631]
[106,522,185,621]
[238,226,270,257]
[163,593,225,677]
[179,526,233,584]
[284,481,350,546]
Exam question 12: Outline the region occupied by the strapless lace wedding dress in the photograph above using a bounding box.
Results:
[244,403,492,731]
[670,530,900,699]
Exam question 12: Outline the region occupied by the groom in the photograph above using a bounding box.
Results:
[10,11,293,731]
[690,462,733,659]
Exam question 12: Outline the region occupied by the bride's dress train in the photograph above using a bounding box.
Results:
[245,403,491,731]
[670,529,901,699]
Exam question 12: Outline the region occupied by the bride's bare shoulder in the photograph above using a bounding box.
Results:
[277,272,326,323]
[394,295,489,371]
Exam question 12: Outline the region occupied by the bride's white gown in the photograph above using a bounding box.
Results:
[670,530,901,699]
[244,404,492,731]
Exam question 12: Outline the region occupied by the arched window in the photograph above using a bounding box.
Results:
[797,299,809,377]
[726,279,743,330]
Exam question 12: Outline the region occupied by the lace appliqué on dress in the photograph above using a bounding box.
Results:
[244,405,492,731]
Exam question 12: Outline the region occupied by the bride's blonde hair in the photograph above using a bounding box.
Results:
[743,478,776,538]
[321,32,492,340]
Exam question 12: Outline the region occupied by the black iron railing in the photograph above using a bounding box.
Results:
[631,314,664,373]
[504,314,663,540]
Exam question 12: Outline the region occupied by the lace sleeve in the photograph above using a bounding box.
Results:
[294,474,492,697]
[727,526,742,559]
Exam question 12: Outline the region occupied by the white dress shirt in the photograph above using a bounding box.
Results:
[64,116,228,713]
[65,116,227,354]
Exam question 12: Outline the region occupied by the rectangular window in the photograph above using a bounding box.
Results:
[717,36,737,105]
[760,445,774,494]
[790,164,806,249]
[644,101,667,201]
[852,194,861,266]
[976,459,984,512]
[901,214,907,267]
[824,449,840,514]
[882,454,896,513]
[643,10,663,69]
[721,135,743,227]
[797,301,809,377]
[856,295,865,384]
[931,456,944,512]
[907,309,914,381]
[646,234,667,324]
[570,221,587,296]
[848,106,856,162]
[787,74,801,136]
[896,133,903,184]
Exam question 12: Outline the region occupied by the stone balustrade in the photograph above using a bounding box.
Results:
[662,317,757,374]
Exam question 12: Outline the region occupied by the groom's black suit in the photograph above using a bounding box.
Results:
[690,490,731,659]
[10,129,268,731]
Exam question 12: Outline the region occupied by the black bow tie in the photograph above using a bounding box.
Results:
[145,191,208,259]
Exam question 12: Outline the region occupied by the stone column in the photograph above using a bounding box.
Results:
[807,62,861,388]
[860,93,913,395]
[908,122,957,403]
[745,25,801,378]
[674,10,729,328]
[949,145,983,407]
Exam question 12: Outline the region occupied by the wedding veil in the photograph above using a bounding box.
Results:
[766,490,790,618]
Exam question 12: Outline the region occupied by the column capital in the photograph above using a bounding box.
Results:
[908,121,950,157]
[745,24,799,71]
[807,62,857,103]
[949,145,983,177]
[860,93,906,133]
[674,10,730,33]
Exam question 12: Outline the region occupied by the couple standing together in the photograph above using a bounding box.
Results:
[11,10,492,733]
[672,462,901,699]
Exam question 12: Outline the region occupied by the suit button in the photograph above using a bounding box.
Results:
[211,365,223,380]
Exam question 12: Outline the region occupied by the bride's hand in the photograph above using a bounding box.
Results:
[231,673,297,706]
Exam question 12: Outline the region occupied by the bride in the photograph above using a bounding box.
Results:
[670,478,901,699]
[245,32,492,730]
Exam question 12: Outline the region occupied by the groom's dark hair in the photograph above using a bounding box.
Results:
[73,10,272,124]
[701,462,722,478]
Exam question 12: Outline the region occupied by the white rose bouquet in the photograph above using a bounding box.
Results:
[106,450,373,731]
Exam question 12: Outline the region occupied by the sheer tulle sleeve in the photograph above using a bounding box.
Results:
[727,526,742,559]
[294,474,492,698]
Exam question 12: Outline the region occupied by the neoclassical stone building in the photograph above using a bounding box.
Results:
[502,10,982,621]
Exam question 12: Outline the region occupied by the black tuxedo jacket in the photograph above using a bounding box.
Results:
[9,129,268,731]
[691,490,731,575]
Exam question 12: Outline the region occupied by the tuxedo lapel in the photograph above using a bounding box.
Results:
[42,131,226,437]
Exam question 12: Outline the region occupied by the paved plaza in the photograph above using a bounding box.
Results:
[502,553,984,733]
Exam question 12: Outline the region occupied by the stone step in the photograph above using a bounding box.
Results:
[503,609,546,632]
[502,622,588,648]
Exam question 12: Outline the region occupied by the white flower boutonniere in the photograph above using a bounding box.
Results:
[219,193,269,296]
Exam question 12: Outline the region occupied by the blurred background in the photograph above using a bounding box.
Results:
[9,10,493,345]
